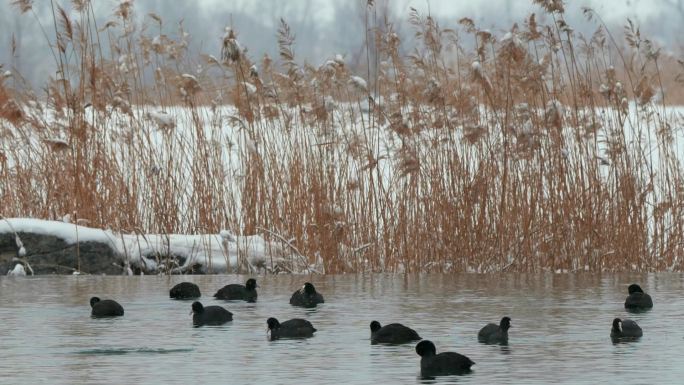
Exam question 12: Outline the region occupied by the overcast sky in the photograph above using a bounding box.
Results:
[174,0,664,25]
[0,0,679,86]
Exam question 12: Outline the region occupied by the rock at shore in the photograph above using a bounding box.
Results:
[0,231,122,275]
[0,218,311,275]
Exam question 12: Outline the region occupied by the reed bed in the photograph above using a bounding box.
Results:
[1,0,683,273]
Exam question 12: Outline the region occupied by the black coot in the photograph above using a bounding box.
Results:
[477,316,511,344]
[610,318,643,341]
[370,321,421,344]
[90,297,124,317]
[191,302,233,327]
[213,278,257,302]
[289,282,324,308]
[170,282,201,299]
[267,317,316,340]
[416,340,475,377]
[624,284,653,310]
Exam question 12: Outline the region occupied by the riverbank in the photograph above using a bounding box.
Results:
[2,2,683,273]
[1,218,315,275]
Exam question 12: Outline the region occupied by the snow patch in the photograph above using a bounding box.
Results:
[7,263,26,276]
[0,218,302,274]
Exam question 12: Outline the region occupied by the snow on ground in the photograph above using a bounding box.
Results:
[1,217,115,245]
[0,218,313,274]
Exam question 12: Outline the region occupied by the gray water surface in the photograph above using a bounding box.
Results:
[0,273,682,384]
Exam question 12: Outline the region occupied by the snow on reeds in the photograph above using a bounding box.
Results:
[1,1,683,274]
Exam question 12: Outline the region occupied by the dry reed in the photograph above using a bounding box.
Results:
[1,1,683,273]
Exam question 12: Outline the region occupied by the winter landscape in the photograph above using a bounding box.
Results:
[1,0,684,384]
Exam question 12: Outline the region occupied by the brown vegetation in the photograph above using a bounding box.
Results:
[1,0,683,273]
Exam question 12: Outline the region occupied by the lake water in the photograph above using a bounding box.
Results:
[0,273,682,384]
